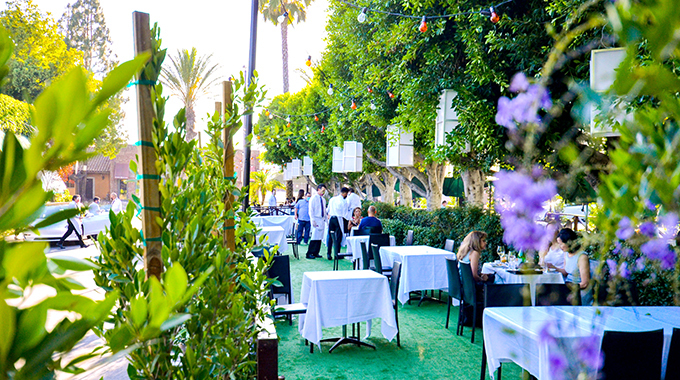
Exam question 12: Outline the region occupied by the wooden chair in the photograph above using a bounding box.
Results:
[600,329,664,380]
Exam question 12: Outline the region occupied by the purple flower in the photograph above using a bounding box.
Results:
[659,213,678,239]
[495,170,557,252]
[619,262,631,279]
[495,97,516,129]
[616,217,635,240]
[645,199,656,211]
[548,353,568,380]
[607,259,618,277]
[641,238,676,270]
[509,72,529,93]
[635,257,646,271]
[638,222,656,238]
[612,242,621,255]
[622,247,634,258]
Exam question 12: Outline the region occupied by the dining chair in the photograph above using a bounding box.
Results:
[666,328,680,380]
[480,283,530,380]
[360,242,371,270]
[285,223,299,260]
[405,230,414,246]
[252,245,275,258]
[444,257,464,333]
[600,329,664,380]
[389,261,402,347]
[330,232,351,271]
[267,255,297,325]
[444,239,455,252]
[370,243,392,278]
[458,261,482,343]
[535,283,581,306]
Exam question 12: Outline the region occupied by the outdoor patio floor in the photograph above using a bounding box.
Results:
[275,244,526,380]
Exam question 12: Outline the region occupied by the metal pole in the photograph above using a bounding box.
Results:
[243,0,258,210]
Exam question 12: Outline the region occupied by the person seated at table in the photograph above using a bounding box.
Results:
[457,230,492,283]
[547,228,592,305]
[357,205,382,234]
[347,207,362,230]
[538,221,565,269]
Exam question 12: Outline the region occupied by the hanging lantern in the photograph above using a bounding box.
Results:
[290,159,302,177]
[419,16,428,33]
[590,48,628,137]
[332,147,344,173]
[303,156,313,176]
[435,90,460,147]
[386,125,414,167]
[343,141,363,172]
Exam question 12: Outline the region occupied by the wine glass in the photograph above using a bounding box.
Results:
[497,246,506,263]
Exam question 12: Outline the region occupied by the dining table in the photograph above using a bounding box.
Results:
[379,245,455,305]
[483,306,680,380]
[299,270,398,352]
[257,226,289,253]
[481,262,565,305]
[252,215,296,235]
[345,235,396,268]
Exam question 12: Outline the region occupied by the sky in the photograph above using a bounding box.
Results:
[30,0,331,148]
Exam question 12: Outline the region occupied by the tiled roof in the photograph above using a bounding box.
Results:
[84,154,110,173]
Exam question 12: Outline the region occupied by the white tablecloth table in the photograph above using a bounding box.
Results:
[483,306,680,380]
[379,245,455,305]
[346,235,397,266]
[252,215,295,235]
[257,226,289,253]
[299,270,398,348]
[481,263,564,306]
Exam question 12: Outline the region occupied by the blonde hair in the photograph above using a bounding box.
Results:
[457,231,487,260]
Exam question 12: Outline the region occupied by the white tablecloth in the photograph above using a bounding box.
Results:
[483,306,680,380]
[481,263,564,306]
[299,270,398,347]
[346,235,397,265]
[257,226,289,253]
[252,215,295,235]
[379,245,455,305]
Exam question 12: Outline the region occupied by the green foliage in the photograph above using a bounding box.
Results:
[0,93,32,135]
[0,21,147,378]
[0,0,83,101]
[95,24,272,378]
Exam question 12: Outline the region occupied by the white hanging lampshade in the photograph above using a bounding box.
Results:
[343,141,363,172]
[290,159,302,177]
[435,90,459,146]
[332,147,344,173]
[303,156,313,176]
[283,164,291,181]
[590,48,629,137]
[386,125,414,167]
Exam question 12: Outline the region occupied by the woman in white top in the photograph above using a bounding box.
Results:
[539,221,566,269]
[457,231,491,282]
[548,228,592,305]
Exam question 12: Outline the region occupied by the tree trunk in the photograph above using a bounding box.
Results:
[380,172,397,205]
[286,180,293,201]
[281,21,289,94]
[186,104,196,141]
[461,168,485,206]
[400,172,413,207]
[365,176,374,201]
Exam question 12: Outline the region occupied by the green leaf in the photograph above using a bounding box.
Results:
[163,263,188,305]
[129,296,148,328]
[0,300,16,364]
[93,54,150,107]
[33,208,80,229]
[14,304,48,355]
[159,313,191,332]
[49,256,99,271]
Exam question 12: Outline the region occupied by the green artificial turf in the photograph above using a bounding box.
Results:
[275,244,526,380]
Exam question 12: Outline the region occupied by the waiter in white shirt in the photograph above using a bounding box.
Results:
[308,184,327,258]
[110,192,123,214]
[345,187,362,231]
[326,187,349,260]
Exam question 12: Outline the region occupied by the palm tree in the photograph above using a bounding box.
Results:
[160,48,220,141]
[250,169,284,205]
[259,0,313,94]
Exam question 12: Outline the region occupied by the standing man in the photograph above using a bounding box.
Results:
[294,190,311,247]
[57,194,87,249]
[326,187,349,260]
[345,188,362,232]
[267,189,278,208]
[308,184,327,259]
[88,196,101,215]
[110,192,123,214]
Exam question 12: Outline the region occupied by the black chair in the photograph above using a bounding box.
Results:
[444,239,455,252]
[356,226,377,235]
[666,328,680,380]
[458,262,482,343]
[252,245,275,258]
[405,230,414,246]
[445,258,464,334]
[368,233,390,250]
[330,231,351,271]
[360,242,371,270]
[390,261,402,347]
[480,284,530,380]
[267,255,305,326]
[535,283,580,306]
[285,223,299,260]
[600,329,664,380]
[370,243,392,277]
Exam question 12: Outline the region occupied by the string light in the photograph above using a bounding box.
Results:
[490,7,500,23]
[339,104,344,111]
[351,99,357,110]
[367,86,373,93]
[277,11,288,24]
[327,84,334,96]
[314,115,319,121]
[419,16,428,32]
[388,92,395,99]
[288,138,291,146]
[370,101,377,110]
[357,7,367,23]
[306,55,312,67]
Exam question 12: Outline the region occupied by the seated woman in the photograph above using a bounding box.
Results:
[539,221,566,269]
[347,207,362,230]
[457,231,492,283]
[547,228,592,305]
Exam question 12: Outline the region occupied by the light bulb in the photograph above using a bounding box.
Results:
[351,100,357,110]
[490,7,500,23]
[305,55,312,67]
[419,16,427,33]
[338,120,342,126]
[388,92,395,99]
[327,84,334,96]
[339,104,344,111]
[357,7,367,23]
[370,102,377,110]
[277,12,288,24]
[314,115,319,121]
[269,114,273,119]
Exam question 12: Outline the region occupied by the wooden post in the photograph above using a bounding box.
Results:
[221,82,236,251]
[133,11,163,280]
